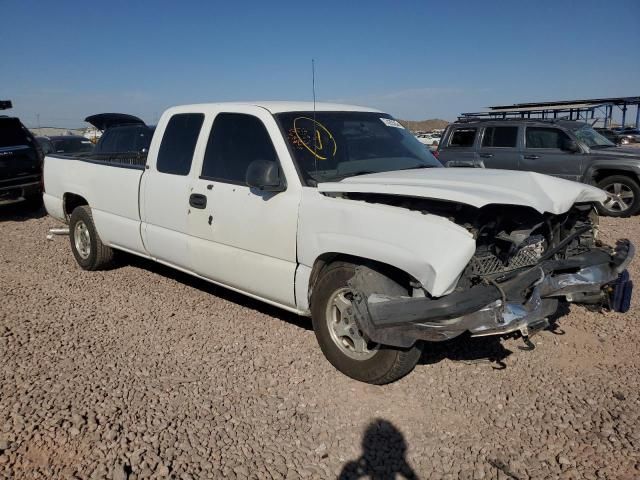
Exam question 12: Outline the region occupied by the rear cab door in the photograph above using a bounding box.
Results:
[438,125,481,167]
[477,124,521,170]
[140,108,206,268]
[520,125,583,180]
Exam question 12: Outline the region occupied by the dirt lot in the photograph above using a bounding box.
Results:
[1,203,639,480]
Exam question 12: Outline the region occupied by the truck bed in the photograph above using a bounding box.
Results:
[43,154,146,254]
[54,151,147,169]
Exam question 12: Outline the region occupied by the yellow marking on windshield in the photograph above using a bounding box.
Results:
[292,117,337,160]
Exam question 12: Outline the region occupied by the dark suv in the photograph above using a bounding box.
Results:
[0,115,43,206]
[438,119,640,217]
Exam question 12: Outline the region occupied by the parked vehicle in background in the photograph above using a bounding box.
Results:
[37,135,94,156]
[0,115,42,206]
[36,136,55,155]
[416,133,440,148]
[85,113,154,167]
[612,127,640,144]
[438,119,640,217]
[595,128,630,145]
[43,102,633,384]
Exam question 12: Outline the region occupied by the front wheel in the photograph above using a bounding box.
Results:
[311,262,422,384]
[596,175,640,217]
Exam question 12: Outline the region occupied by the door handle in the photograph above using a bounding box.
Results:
[189,193,207,209]
[479,153,493,158]
[523,155,540,160]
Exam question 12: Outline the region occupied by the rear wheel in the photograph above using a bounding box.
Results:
[311,262,422,384]
[596,175,640,217]
[69,206,113,270]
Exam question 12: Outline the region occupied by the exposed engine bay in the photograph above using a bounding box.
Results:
[454,203,599,286]
[337,192,634,348]
[339,192,599,282]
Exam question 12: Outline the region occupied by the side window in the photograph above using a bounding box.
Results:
[41,140,54,154]
[157,113,204,175]
[201,113,278,184]
[448,128,477,147]
[482,126,518,148]
[525,127,569,149]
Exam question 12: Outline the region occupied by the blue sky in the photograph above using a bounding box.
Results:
[2,0,639,127]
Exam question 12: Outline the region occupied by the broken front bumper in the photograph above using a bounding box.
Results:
[349,240,634,348]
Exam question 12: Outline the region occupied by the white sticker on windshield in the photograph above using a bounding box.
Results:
[380,118,404,128]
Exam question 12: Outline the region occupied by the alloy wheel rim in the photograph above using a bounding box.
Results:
[602,183,634,212]
[325,288,378,360]
[74,221,91,259]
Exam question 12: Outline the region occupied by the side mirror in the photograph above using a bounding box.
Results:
[562,139,580,153]
[246,159,285,192]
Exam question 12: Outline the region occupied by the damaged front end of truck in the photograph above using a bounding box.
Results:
[345,198,634,348]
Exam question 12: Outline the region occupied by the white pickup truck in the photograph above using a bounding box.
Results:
[44,102,634,384]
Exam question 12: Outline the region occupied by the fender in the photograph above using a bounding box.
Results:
[582,160,640,185]
[297,189,476,300]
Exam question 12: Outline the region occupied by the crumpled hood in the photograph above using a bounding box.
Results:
[318,168,606,214]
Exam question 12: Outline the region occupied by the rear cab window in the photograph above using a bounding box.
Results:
[448,128,477,148]
[156,113,204,175]
[481,126,518,148]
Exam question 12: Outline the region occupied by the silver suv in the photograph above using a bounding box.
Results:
[437,119,640,217]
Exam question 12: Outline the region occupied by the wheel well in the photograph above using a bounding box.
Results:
[63,193,88,219]
[308,253,416,303]
[592,169,640,185]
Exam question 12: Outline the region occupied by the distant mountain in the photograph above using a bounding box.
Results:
[398,118,449,132]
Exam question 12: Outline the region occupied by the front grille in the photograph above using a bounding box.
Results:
[469,235,545,276]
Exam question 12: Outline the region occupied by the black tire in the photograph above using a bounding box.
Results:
[596,175,640,217]
[311,262,422,384]
[69,205,113,270]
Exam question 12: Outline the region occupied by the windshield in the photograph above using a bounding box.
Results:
[572,125,615,148]
[276,111,441,185]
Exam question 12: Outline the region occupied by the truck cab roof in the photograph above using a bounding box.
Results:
[163,101,382,114]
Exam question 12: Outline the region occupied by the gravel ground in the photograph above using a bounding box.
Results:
[1,203,639,480]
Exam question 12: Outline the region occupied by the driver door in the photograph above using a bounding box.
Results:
[188,107,299,307]
[520,126,583,181]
